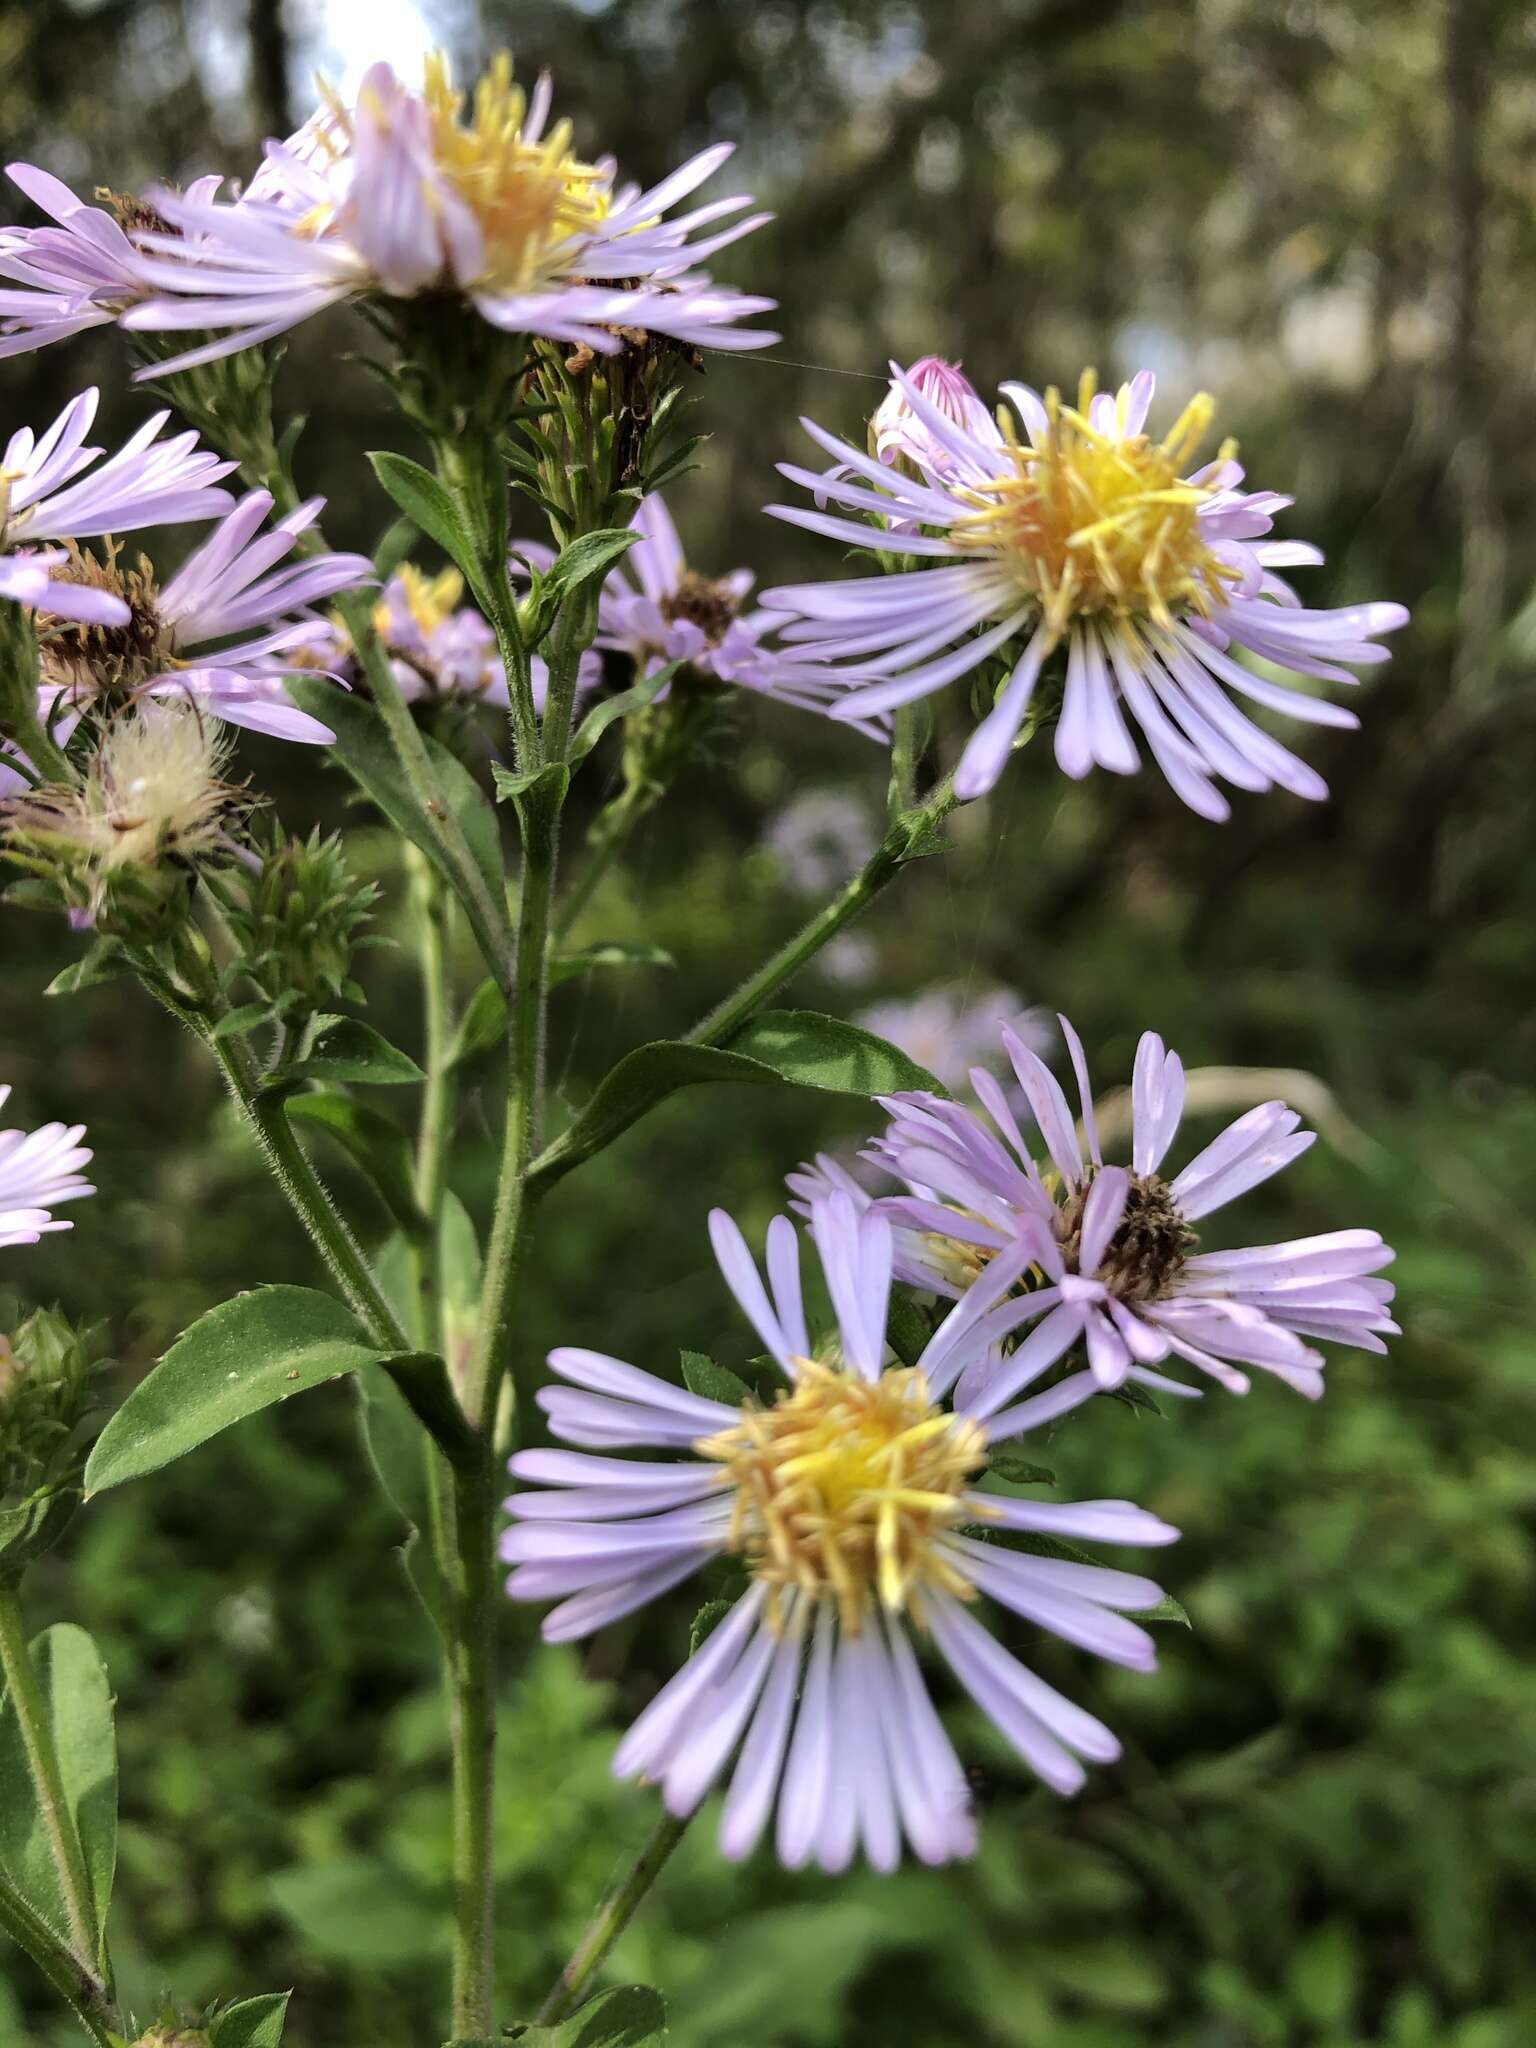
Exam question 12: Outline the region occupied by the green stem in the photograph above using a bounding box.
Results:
[233,424,515,1000]
[467,801,559,1431]
[543,585,600,766]
[445,1454,499,2041]
[408,849,455,1352]
[434,434,541,776]
[688,774,959,1048]
[147,946,475,1465]
[0,1587,100,1972]
[0,1867,115,2046]
[336,588,517,1002]
[533,1812,691,2026]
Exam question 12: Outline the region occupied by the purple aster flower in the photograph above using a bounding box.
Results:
[864,1015,1397,1398]
[503,1194,1177,1871]
[286,564,600,719]
[0,1085,93,1249]
[764,790,877,895]
[856,985,1054,1095]
[2,387,235,623]
[37,489,370,744]
[868,355,1001,485]
[120,54,778,376]
[764,365,1409,817]
[516,492,889,737]
[0,164,222,359]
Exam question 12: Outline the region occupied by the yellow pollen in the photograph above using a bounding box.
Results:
[422,51,610,294]
[695,1360,987,1634]
[951,369,1240,639]
[374,563,463,643]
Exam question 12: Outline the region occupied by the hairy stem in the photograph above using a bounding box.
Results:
[533,1811,691,2026]
[445,1453,500,2041]
[688,775,959,1048]
[0,1587,100,1973]
[0,1867,115,2046]
[468,805,558,1431]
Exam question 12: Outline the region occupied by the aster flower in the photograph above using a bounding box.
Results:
[863,1015,1397,1398]
[120,54,778,376]
[36,489,370,744]
[856,985,1054,1095]
[764,365,1409,816]
[504,1195,1178,1870]
[764,790,877,895]
[516,492,889,736]
[0,1085,93,1250]
[868,354,1001,484]
[287,563,599,719]
[2,387,234,623]
[0,164,222,359]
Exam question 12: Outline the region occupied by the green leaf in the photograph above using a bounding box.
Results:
[43,942,130,997]
[688,1599,733,1655]
[1106,1380,1166,1418]
[286,677,507,922]
[679,1351,751,1407]
[540,528,641,604]
[0,1624,117,1956]
[209,1002,274,1041]
[368,452,482,591]
[85,1286,427,1493]
[271,1015,424,1087]
[532,1009,943,1189]
[550,940,675,989]
[507,1985,667,2047]
[985,1445,1056,1487]
[723,1010,944,1095]
[210,1991,291,2048]
[885,1293,932,1367]
[284,1091,424,1231]
[1140,1592,1192,1628]
[446,977,508,1073]
[567,661,678,766]
[492,760,569,858]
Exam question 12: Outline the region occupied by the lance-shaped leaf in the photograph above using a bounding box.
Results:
[284,1091,425,1233]
[270,1016,424,1088]
[286,676,507,924]
[368,450,487,599]
[0,1624,116,1956]
[210,1991,291,2048]
[506,1985,668,2047]
[85,1287,436,1493]
[550,941,675,989]
[530,1010,944,1190]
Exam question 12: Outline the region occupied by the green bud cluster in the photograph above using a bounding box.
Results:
[222,826,378,1022]
[0,1303,105,1574]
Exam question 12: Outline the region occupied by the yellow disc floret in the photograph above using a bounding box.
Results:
[952,370,1239,638]
[422,52,610,294]
[374,563,463,643]
[696,1361,988,1633]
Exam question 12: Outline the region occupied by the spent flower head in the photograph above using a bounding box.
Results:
[765,365,1409,815]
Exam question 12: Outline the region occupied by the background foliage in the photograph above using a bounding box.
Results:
[3,0,1535,2042]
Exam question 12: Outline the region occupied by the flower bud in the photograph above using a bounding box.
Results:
[223,826,377,1021]
[868,355,993,483]
[0,1305,104,1570]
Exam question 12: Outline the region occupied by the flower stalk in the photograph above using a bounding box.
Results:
[534,1811,691,2026]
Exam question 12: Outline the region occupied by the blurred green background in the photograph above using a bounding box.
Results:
[4,1,1536,2043]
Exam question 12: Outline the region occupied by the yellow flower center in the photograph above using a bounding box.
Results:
[951,370,1239,637]
[696,1360,987,1633]
[422,52,610,294]
[374,562,463,643]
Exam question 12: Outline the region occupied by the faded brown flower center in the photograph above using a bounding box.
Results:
[660,570,741,647]
[1059,1167,1195,1302]
[37,548,168,698]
